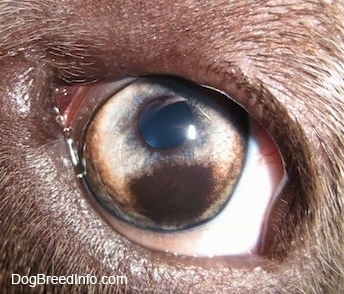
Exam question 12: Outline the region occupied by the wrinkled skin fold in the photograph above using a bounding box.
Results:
[0,0,343,293]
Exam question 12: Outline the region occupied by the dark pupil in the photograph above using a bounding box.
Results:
[138,98,193,150]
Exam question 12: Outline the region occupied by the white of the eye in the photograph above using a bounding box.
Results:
[192,134,286,256]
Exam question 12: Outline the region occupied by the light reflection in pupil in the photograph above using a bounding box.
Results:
[138,98,194,150]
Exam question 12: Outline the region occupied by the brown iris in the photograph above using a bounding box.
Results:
[82,77,248,231]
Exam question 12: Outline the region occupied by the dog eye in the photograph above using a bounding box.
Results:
[54,76,284,257]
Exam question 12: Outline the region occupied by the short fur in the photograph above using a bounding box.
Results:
[0,0,343,293]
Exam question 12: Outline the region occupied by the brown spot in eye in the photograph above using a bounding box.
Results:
[129,165,214,229]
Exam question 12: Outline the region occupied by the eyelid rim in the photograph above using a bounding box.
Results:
[53,70,315,261]
[53,77,138,167]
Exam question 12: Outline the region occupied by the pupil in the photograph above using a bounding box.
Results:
[138,98,194,150]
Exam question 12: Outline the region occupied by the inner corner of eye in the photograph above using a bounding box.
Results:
[58,76,285,258]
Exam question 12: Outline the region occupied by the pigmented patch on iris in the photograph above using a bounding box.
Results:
[129,165,214,229]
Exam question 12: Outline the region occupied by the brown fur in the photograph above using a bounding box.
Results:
[0,0,343,293]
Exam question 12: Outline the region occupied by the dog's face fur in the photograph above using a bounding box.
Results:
[0,0,343,293]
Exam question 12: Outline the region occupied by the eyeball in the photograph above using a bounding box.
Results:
[54,76,284,257]
[83,77,248,231]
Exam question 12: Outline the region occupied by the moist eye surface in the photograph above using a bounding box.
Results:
[80,77,249,231]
